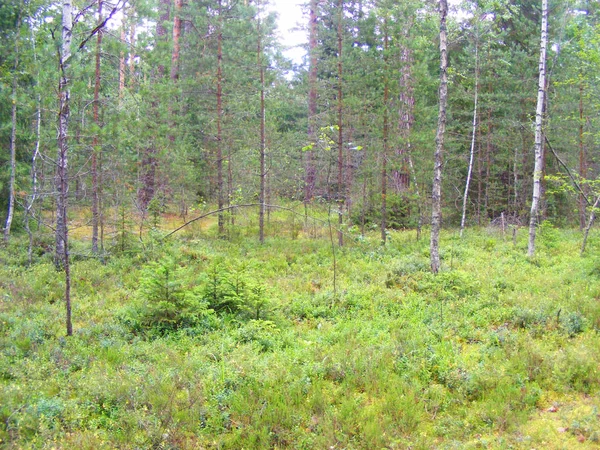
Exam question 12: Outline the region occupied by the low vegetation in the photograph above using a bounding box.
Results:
[1,212,600,449]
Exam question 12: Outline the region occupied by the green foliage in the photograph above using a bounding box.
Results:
[3,215,600,449]
[124,257,214,335]
[352,192,420,230]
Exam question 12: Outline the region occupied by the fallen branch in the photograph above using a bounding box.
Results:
[162,203,359,242]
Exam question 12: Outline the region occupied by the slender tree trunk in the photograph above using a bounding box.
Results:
[4,15,19,243]
[91,0,103,253]
[217,0,225,237]
[119,23,125,102]
[460,39,479,237]
[430,0,448,274]
[138,1,168,212]
[579,82,587,231]
[485,107,491,218]
[26,21,41,264]
[305,0,318,209]
[392,24,414,194]
[395,29,420,238]
[57,0,73,336]
[336,0,344,247]
[129,6,136,86]
[381,18,389,245]
[527,0,548,257]
[581,195,600,255]
[26,96,41,265]
[170,0,183,82]
[477,125,482,224]
[258,6,266,244]
[168,0,183,145]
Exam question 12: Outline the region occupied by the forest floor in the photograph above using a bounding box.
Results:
[1,212,600,449]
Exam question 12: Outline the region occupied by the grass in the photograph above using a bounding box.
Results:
[1,212,600,449]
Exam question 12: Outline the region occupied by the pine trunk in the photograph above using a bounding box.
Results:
[258,6,266,244]
[91,0,103,254]
[381,19,389,245]
[392,25,414,194]
[337,0,344,247]
[217,0,225,237]
[170,0,183,82]
[305,0,318,208]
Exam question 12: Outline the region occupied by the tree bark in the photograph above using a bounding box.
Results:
[392,23,414,194]
[119,16,125,102]
[336,0,344,247]
[170,0,183,82]
[430,0,448,274]
[527,0,548,257]
[305,0,318,208]
[381,18,389,245]
[581,195,600,255]
[91,0,103,254]
[4,13,19,243]
[128,5,136,86]
[217,0,225,237]
[138,0,169,212]
[579,82,587,231]
[57,0,73,336]
[460,35,479,238]
[26,96,41,266]
[258,4,266,244]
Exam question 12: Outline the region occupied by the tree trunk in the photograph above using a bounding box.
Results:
[460,36,479,238]
[129,5,136,86]
[91,0,103,254]
[579,82,587,231]
[119,22,125,102]
[170,0,183,82]
[305,0,318,208]
[138,0,168,213]
[430,0,448,274]
[57,0,73,336]
[336,0,344,247]
[217,0,225,237]
[381,18,389,245]
[581,195,600,255]
[258,4,266,244]
[527,0,548,257]
[485,107,491,219]
[392,23,414,194]
[4,14,19,243]
[26,96,41,266]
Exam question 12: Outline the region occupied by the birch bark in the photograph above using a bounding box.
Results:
[431,0,448,274]
[527,0,548,257]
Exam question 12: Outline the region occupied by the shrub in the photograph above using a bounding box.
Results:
[125,257,213,334]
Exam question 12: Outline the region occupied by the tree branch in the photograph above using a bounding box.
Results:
[78,1,124,51]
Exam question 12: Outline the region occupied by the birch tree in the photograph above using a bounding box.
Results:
[460,7,481,238]
[56,0,73,335]
[3,9,20,243]
[431,0,448,274]
[527,0,548,257]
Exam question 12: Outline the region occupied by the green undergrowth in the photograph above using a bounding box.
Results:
[1,225,600,449]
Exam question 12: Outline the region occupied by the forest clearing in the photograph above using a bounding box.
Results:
[2,213,600,448]
[2,0,600,447]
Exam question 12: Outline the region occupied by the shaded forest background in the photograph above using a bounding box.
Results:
[1,0,599,249]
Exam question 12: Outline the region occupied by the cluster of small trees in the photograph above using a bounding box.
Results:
[1,1,599,330]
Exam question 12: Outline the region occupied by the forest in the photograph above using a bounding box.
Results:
[1,0,600,448]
